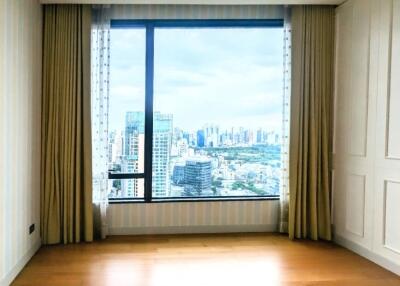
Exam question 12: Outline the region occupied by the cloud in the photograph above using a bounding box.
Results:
[109,26,285,134]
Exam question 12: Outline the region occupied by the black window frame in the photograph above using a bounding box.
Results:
[108,19,283,203]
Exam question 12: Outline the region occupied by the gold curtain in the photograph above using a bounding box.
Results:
[289,6,335,240]
[41,4,93,244]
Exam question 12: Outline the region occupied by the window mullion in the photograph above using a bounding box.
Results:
[144,24,155,203]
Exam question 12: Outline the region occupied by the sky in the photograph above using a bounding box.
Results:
[109,27,284,134]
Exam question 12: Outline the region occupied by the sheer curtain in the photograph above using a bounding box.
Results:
[280,6,291,234]
[91,5,111,239]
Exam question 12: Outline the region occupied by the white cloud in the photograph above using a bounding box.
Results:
[109,27,285,134]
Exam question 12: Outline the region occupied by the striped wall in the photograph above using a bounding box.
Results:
[0,0,42,285]
[107,4,282,235]
[108,200,279,234]
[110,4,284,19]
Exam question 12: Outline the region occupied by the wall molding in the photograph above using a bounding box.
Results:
[109,224,278,235]
[0,239,41,286]
[334,234,400,276]
[345,174,366,238]
[382,180,400,255]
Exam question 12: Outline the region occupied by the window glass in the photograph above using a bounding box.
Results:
[108,28,146,199]
[152,27,284,198]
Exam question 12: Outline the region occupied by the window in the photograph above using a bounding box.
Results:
[108,20,284,202]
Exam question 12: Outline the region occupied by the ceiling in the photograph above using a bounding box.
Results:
[40,0,346,5]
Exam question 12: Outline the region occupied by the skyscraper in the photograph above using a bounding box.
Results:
[125,112,145,156]
[256,128,262,143]
[204,124,219,147]
[152,112,173,197]
[123,112,145,198]
[197,130,205,147]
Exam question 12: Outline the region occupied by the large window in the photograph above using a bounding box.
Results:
[108,20,284,202]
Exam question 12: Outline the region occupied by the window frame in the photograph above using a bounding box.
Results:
[108,19,284,203]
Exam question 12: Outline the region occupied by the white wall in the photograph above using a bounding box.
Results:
[0,1,42,285]
[333,0,400,275]
[108,200,279,234]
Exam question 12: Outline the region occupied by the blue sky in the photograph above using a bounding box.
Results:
[109,27,284,133]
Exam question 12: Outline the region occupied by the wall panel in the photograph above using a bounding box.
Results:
[333,0,375,250]
[345,174,365,237]
[383,181,400,254]
[334,0,400,276]
[386,0,400,159]
[0,1,42,285]
[348,0,370,157]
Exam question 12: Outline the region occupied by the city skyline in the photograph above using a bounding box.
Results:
[108,110,281,199]
[110,110,282,141]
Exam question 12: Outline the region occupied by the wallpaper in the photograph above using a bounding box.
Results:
[108,200,280,234]
[0,0,42,284]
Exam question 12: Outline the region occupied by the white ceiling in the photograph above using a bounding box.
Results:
[40,0,346,5]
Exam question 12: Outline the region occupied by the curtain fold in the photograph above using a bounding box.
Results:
[41,4,93,244]
[289,5,335,241]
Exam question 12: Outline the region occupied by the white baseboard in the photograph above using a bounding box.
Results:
[334,234,400,276]
[109,224,278,235]
[0,239,41,286]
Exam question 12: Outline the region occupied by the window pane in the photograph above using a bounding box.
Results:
[108,179,145,199]
[109,28,146,173]
[153,27,284,198]
[108,28,145,199]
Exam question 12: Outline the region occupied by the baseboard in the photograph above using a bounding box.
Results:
[109,224,278,235]
[0,239,41,286]
[334,234,400,276]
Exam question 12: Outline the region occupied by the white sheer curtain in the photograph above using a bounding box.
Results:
[280,6,291,233]
[91,5,111,239]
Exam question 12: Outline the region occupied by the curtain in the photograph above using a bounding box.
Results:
[91,6,111,240]
[41,5,93,244]
[279,7,292,234]
[289,6,335,240]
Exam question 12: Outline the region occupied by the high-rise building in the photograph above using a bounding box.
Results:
[123,113,145,198]
[197,130,205,147]
[184,157,212,196]
[248,130,254,145]
[153,112,173,197]
[176,138,189,157]
[121,154,143,197]
[125,112,145,156]
[256,128,263,143]
[172,163,185,185]
[267,131,277,145]
[123,111,173,197]
[204,124,219,147]
[110,130,124,163]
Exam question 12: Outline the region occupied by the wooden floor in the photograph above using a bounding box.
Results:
[12,233,400,286]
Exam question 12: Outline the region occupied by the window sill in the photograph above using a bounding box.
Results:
[108,196,279,204]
